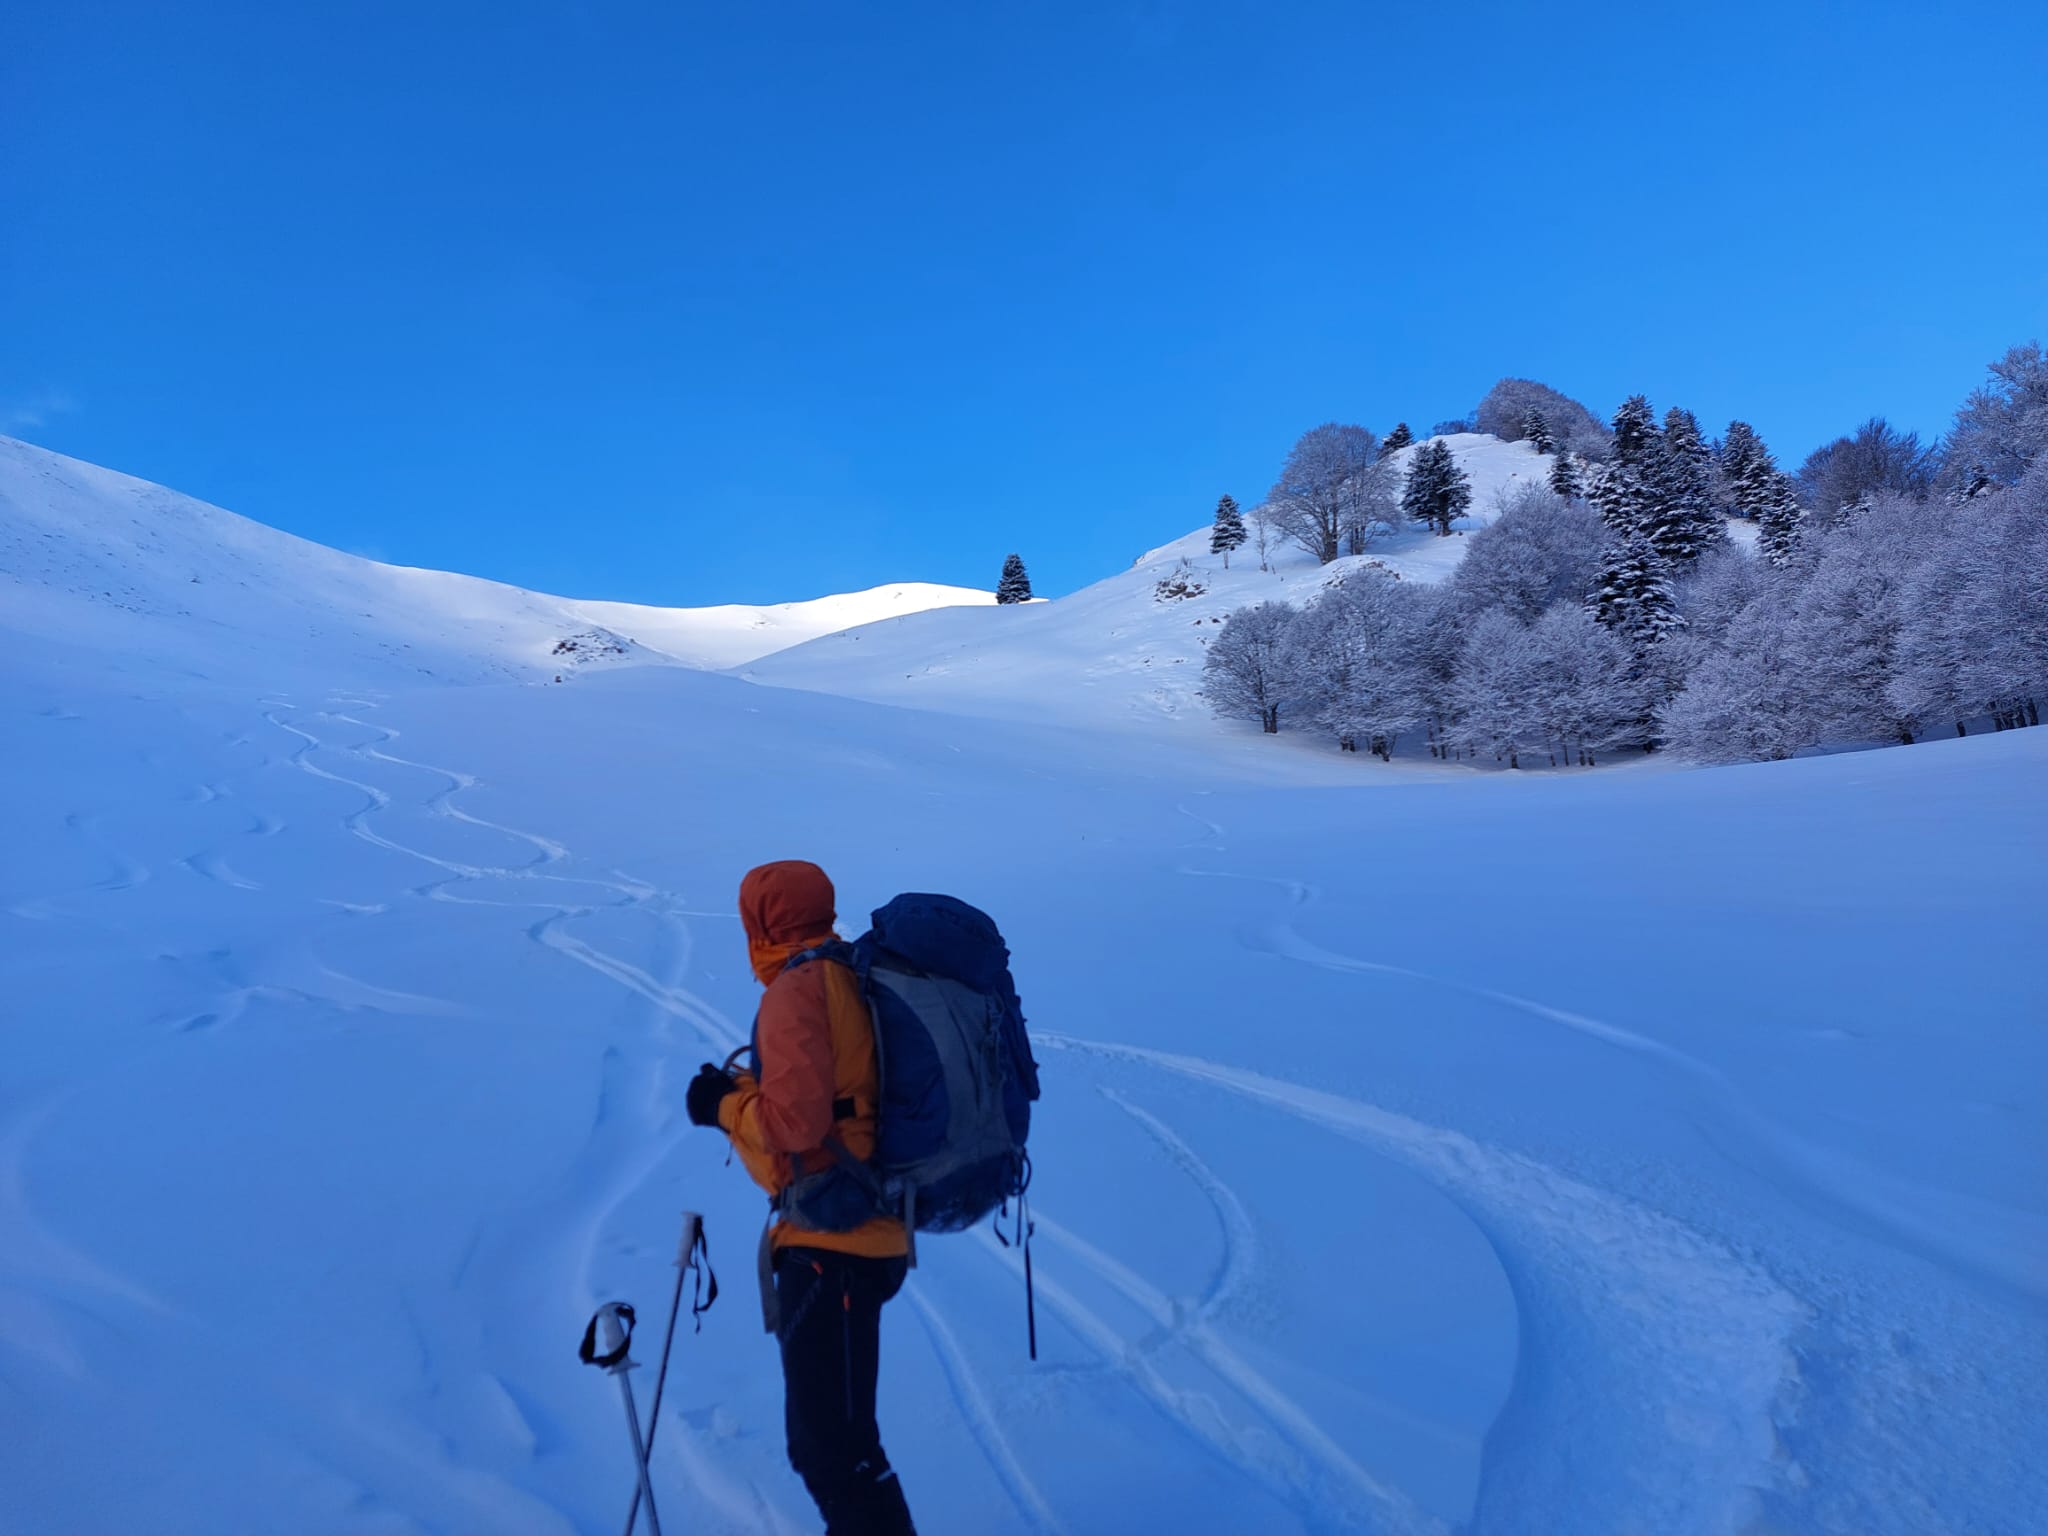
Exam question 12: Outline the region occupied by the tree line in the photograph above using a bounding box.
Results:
[1202,342,2047,765]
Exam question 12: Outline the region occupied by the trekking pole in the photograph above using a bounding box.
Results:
[580,1302,664,1536]
[622,1211,717,1536]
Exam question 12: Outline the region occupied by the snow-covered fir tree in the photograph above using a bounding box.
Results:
[1647,410,1724,566]
[1378,422,1413,458]
[1588,532,1682,648]
[1209,494,1247,566]
[1724,420,1789,523]
[1548,450,1584,501]
[1522,407,1555,453]
[996,553,1033,604]
[1663,407,1706,463]
[1401,438,1472,535]
[1757,472,1804,567]
[1719,421,1766,515]
[1584,457,1650,536]
[1610,394,1660,469]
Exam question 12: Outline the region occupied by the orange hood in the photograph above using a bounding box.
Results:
[739,861,839,986]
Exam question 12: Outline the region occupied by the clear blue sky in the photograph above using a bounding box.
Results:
[5,2,2044,604]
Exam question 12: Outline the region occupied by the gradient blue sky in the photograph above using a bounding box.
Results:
[6,2,2045,604]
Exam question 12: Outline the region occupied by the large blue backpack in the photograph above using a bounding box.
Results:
[768,893,1040,1242]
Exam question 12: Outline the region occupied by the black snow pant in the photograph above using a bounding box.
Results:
[774,1246,917,1536]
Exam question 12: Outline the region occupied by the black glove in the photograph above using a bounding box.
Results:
[686,1063,736,1128]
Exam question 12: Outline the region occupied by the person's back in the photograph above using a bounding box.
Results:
[686,860,916,1536]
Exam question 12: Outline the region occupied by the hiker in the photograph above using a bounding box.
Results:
[686,860,917,1536]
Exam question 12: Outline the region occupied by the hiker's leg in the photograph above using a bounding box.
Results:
[775,1250,846,1522]
[842,1255,913,1534]
[776,1249,914,1536]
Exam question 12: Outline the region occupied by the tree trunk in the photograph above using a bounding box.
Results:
[1262,706,1279,735]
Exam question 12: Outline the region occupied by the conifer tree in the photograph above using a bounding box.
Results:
[996,554,1033,604]
[1379,422,1414,459]
[1757,472,1805,567]
[1521,407,1555,453]
[1726,422,1788,524]
[1401,439,1472,535]
[1549,450,1584,501]
[1610,394,1660,469]
[1210,494,1247,566]
[1589,533,1682,647]
[1585,458,1651,536]
[1721,421,1765,514]
[1647,408,1722,566]
[1663,407,1709,467]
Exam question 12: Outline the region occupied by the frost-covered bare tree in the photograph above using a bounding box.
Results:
[1780,494,1945,745]
[1658,596,1814,762]
[1447,610,1537,766]
[1662,470,2045,760]
[1938,341,2048,498]
[1200,600,1296,733]
[1890,467,2048,731]
[1473,379,1611,458]
[1521,604,1651,765]
[1447,485,1606,624]
[1797,418,1935,527]
[1281,569,1433,757]
[1453,606,1647,767]
[1670,541,1764,658]
[1263,424,1390,564]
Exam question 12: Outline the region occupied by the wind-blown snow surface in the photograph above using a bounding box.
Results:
[741,435,1554,727]
[4,447,2046,1536]
[0,435,992,682]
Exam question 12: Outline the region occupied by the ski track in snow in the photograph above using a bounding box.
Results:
[1041,1030,1808,1534]
[1172,824,2048,1311]
[1009,1099,1440,1534]
[42,707,1975,1532]
[264,706,1449,1533]
[6,810,152,919]
[255,704,1068,1534]
[1154,803,1824,1530]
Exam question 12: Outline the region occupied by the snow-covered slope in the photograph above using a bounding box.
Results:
[4,435,2043,1535]
[0,436,992,685]
[743,434,1554,727]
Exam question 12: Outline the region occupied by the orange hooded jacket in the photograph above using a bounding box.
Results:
[717,860,908,1259]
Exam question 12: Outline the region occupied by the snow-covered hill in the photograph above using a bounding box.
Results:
[4,433,2043,1536]
[0,436,992,686]
[743,434,1554,727]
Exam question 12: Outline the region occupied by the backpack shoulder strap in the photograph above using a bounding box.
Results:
[781,939,857,975]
